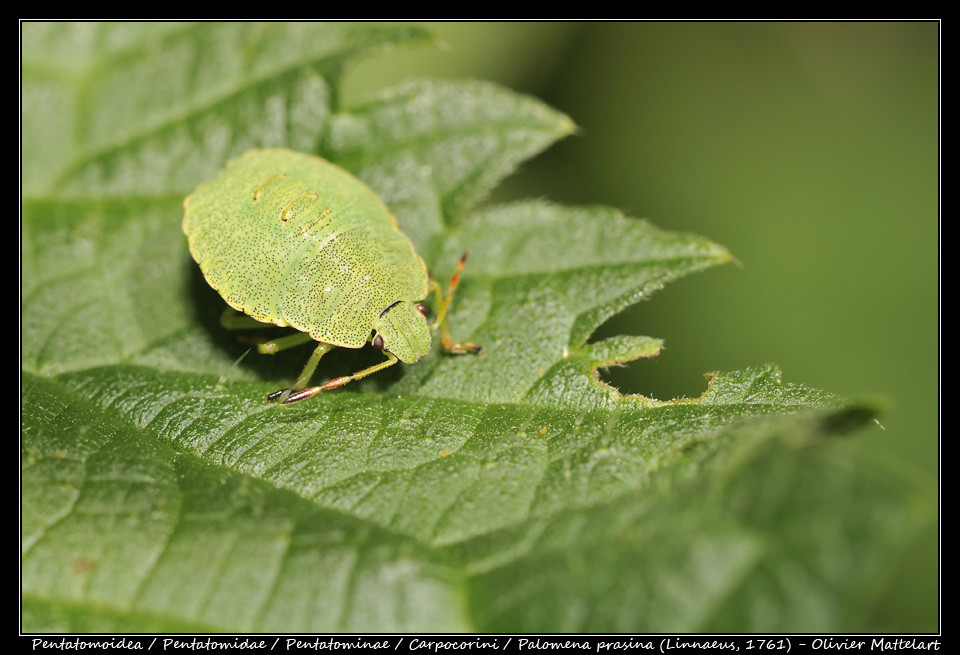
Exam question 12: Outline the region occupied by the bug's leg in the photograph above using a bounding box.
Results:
[430,252,482,355]
[255,332,313,355]
[279,353,400,404]
[220,308,314,354]
[266,341,336,404]
[220,307,270,330]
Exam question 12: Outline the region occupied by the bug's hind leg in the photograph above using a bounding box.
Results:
[266,341,336,404]
[220,308,313,354]
[278,353,400,404]
[430,252,482,355]
[220,307,272,330]
[254,332,314,355]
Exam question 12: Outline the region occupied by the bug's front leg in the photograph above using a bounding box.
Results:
[266,341,336,404]
[276,352,401,404]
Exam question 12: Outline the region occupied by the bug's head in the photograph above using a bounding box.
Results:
[372,301,432,364]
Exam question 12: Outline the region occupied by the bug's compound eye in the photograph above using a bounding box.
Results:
[415,304,429,317]
[372,333,385,350]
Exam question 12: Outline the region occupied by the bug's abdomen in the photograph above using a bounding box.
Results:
[183,149,428,347]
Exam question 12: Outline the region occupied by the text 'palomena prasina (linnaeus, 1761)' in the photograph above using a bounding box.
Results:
[183,148,481,404]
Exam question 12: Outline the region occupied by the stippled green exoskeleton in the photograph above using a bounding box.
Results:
[183,148,480,403]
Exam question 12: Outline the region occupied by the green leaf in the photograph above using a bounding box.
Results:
[22,22,923,633]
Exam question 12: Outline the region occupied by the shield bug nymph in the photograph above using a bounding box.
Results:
[183,148,480,403]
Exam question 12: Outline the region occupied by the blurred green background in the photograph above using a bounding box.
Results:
[343,22,938,631]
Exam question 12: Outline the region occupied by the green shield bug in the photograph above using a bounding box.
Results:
[183,148,480,403]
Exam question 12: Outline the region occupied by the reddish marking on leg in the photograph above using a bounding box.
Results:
[282,386,323,404]
[323,376,352,390]
[450,253,468,291]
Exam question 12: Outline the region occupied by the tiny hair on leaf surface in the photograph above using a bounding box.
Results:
[21,22,922,633]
